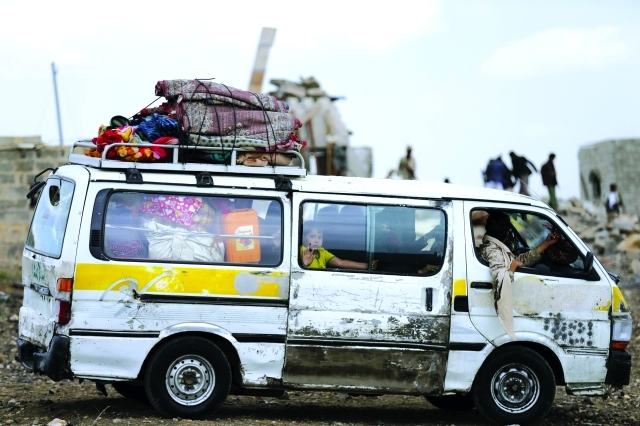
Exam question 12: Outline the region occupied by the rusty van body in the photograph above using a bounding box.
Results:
[16,142,632,425]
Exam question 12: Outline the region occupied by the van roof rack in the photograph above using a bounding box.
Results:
[68,141,307,177]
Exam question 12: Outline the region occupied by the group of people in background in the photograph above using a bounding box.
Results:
[484,152,558,210]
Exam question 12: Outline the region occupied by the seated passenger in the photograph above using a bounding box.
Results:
[300,221,371,270]
[374,211,441,274]
[259,202,282,265]
[480,211,558,339]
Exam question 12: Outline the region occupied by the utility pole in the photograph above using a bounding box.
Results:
[51,62,63,145]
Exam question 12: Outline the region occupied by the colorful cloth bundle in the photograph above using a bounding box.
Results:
[88,124,178,162]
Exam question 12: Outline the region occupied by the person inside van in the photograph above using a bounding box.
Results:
[259,202,282,265]
[480,211,558,339]
[300,220,372,270]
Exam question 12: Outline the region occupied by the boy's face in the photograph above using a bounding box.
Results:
[304,229,323,249]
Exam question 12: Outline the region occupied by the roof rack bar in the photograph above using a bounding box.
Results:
[69,140,307,177]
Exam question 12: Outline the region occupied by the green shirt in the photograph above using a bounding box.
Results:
[299,246,335,268]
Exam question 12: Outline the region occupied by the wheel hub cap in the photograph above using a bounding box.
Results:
[165,355,215,406]
[491,364,539,413]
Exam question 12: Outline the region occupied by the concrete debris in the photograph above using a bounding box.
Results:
[47,419,67,426]
[558,198,640,286]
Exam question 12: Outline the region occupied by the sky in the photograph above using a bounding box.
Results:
[2,0,639,200]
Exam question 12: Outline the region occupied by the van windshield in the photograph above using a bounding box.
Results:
[26,178,75,258]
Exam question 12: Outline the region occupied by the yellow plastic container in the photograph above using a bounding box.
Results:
[223,209,261,263]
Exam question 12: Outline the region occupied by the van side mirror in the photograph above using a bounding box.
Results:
[584,251,594,274]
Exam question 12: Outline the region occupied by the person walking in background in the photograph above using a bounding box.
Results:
[541,153,558,210]
[484,156,508,190]
[509,151,538,195]
[498,157,515,191]
[605,183,623,224]
[397,146,416,180]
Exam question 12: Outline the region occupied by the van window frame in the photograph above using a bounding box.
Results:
[298,200,447,276]
[25,176,75,259]
[94,189,284,266]
[470,207,600,281]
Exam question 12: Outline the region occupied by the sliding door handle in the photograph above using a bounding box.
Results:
[425,288,433,311]
[470,281,493,290]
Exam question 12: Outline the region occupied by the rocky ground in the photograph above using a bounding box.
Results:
[1,199,639,426]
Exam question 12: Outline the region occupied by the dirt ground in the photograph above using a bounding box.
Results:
[0,277,638,426]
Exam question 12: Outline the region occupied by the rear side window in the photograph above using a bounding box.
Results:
[300,202,446,275]
[26,178,75,258]
[103,192,282,265]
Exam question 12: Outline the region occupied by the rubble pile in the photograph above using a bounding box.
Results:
[557,198,640,286]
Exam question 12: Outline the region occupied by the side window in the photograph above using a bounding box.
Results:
[472,208,584,274]
[299,202,446,275]
[103,192,282,265]
[26,178,74,258]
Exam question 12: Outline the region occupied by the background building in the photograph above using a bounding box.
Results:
[579,139,640,217]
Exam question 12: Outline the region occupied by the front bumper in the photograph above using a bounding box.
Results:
[16,336,72,381]
[604,349,631,386]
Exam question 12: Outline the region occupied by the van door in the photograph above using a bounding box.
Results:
[283,193,453,394]
[20,168,89,352]
[463,201,611,360]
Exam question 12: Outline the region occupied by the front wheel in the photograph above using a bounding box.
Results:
[471,346,555,425]
[145,336,231,419]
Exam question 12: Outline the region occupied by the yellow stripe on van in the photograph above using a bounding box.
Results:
[453,279,467,297]
[74,263,287,298]
[612,286,628,313]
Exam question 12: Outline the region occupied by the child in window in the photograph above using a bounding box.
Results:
[300,221,372,270]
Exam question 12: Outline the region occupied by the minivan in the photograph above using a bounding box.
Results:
[17,141,632,425]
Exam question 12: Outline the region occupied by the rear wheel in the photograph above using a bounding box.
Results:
[471,346,555,425]
[425,394,475,411]
[144,336,231,419]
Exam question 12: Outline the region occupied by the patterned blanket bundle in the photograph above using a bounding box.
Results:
[156,79,303,149]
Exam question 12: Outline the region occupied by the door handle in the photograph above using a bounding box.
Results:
[470,281,493,290]
[425,288,433,311]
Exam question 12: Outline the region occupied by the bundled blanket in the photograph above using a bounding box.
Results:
[157,79,303,145]
[155,79,288,112]
[176,102,301,143]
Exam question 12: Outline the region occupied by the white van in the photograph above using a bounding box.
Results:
[17,142,632,425]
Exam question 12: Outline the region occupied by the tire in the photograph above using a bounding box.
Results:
[144,336,231,419]
[425,394,475,411]
[112,382,150,405]
[471,346,555,425]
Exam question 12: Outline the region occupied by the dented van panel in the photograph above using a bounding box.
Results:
[236,343,285,386]
[289,311,449,344]
[70,297,287,335]
[284,345,446,393]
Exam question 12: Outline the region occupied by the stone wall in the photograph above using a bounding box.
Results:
[579,139,640,217]
[0,137,69,269]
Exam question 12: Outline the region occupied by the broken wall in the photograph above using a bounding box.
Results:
[0,137,68,269]
[579,139,640,217]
